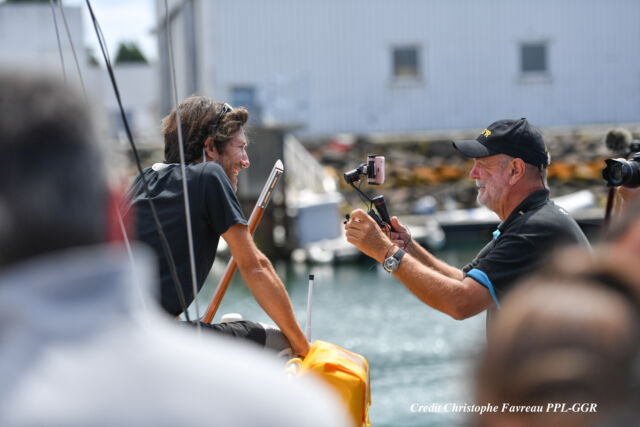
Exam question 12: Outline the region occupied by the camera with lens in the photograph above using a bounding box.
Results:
[602,141,640,188]
[344,155,385,185]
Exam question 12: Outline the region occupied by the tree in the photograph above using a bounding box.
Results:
[114,42,148,64]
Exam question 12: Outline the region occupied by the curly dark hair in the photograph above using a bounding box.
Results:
[162,96,249,163]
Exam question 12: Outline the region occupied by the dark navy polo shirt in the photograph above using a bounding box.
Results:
[462,189,591,309]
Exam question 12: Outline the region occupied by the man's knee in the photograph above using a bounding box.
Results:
[185,320,291,353]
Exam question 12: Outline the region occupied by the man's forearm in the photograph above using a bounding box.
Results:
[223,224,309,355]
[239,261,309,355]
[391,253,492,319]
[345,210,486,317]
[405,239,464,280]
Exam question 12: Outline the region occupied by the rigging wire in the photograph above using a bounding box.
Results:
[47,1,150,315]
[162,0,201,330]
[48,0,67,82]
[47,1,146,306]
[56,0,87,102]
[84,0,191,321]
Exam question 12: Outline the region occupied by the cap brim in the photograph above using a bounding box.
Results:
[452,139,493,158]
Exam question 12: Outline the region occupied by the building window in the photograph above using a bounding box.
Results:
[393,46,420,79]
[521,43,547,73]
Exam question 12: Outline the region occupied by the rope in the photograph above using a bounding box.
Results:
[56,0,87,102]
[84,0,191,321]
[49,1,155,317]
[48,1,157,317]
[48,0,66,82]
[162,0,201,330]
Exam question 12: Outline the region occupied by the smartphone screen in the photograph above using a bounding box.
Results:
[368,155,385,185]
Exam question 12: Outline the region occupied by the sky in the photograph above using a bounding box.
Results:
[67,0,157,62]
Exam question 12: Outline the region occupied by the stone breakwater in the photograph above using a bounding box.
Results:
[306,126,639,215]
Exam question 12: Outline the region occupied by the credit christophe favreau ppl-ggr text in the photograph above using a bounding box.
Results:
[410,402,598,415]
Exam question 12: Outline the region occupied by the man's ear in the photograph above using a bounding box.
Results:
[204,137,219,161]
[509,158,526,184]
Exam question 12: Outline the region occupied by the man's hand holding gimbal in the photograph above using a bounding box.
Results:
[389,217,412,250]
[345,209,395,263]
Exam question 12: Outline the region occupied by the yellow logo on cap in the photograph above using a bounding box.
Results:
[482,129,492,138]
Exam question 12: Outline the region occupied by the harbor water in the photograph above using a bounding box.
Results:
[196,241,488,427]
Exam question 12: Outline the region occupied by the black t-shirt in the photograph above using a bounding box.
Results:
[125,162,247,315]
[462,189,591,311]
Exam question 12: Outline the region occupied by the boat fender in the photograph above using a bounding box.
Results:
[220,312,243,323]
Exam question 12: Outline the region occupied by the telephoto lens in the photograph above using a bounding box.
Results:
[602,153,640,187]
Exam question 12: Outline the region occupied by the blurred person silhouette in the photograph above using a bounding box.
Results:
[123,96,308,357]
[0,72,350,427]
[475,247,640,427]
[346,118,591,324]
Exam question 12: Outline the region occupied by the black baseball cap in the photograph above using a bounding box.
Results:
[452,118,550,168]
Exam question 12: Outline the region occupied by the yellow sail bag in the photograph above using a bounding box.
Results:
[286,340,371,427]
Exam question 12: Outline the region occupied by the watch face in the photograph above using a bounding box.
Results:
[384,257,398,272]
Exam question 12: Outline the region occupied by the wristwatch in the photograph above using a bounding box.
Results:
[383,248,405,273]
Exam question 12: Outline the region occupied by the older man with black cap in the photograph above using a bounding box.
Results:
[345,118,590,322]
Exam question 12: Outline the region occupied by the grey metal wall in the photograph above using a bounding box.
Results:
[165,0,640,135]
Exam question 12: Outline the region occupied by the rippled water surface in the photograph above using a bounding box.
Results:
[195,242,487,427]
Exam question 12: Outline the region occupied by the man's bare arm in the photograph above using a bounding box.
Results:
[222,224,309,356]
[346,209,493,319]
[388,216,464,280]
[392,253,495,319]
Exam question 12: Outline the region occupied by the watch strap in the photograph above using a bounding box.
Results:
[384,248,405,272]
[392,248,405,262]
